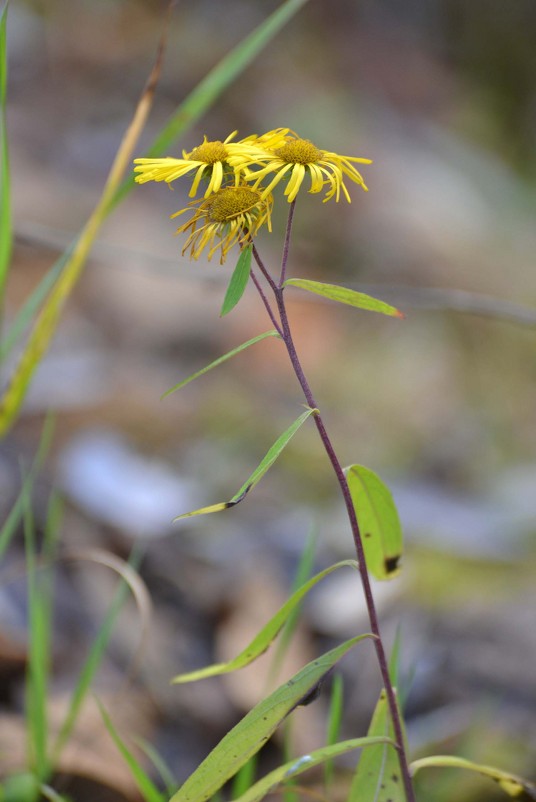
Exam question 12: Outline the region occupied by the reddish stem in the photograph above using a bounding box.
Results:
[251,210,416,802]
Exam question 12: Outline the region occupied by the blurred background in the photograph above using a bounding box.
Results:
[2,1,536,800]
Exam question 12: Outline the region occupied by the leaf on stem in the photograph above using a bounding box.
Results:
[172,560,358,683]
[345,464,403,580]
[410,756,536,799]
[174,407,317,520]
[161,329,280,400]
[221,245,252,316]
[230,736,392,802]
[283,278,405,318]
[170,635,373,802]
[349,689,406,802]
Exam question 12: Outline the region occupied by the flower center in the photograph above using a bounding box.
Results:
[205,187,262,223]
[190,140,228,164]
[274,138,323,165]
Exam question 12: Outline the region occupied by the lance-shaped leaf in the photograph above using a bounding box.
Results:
[349,689,406,802]
[345,464,403,580]
[174,407,317,521]
[172,560,358,683]
[221,245,252,317]
[410,756,536,799]
[162,330,279,400]
[283,279,404,319]
[170,634,373,802]
[231,736,393,802]
[98,701,164,802]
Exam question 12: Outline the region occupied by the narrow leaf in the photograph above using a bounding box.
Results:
[98,701,164,802]
[174,407,316,521]
[162,330,279,400]
[170,635,373,802]
[24,499,50,780]
[284,279,404,318]
[268,529,317,686]
[324,674,344,790]
[221,245,252,317]
[345,464,403,580]
[231,736,392,802]
[0,414,55,560]
[410,756,536,799]
[172,560,357,683]
[51,547,146,762]
[0,34,163,439]
[0,2,12,296]
[349,690,406,802]
[230,408,317,502]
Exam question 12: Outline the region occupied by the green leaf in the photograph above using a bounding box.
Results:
[0,414,55,560]
[51,547,144,762]
[345,464,403,580]
[324,673,344,790]
[98,701,164,802]
[283,279,404,319]
[0,253,67,365]
[161,330,279,400]
[267,528,317,686]
[231,736,392,802]
[0,2,11,298]
[221,245,252,317]
[349,690,406,802]
[410,756,536,798]
[170,635,373,802]
[24,499,50,780]
[172,560,357,683]
[174,407,317,520]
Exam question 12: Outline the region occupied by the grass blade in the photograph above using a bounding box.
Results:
[51,547,145,761]
[324,673,344,790]
[162,330,279,399]
[98,701,164,802]
[0,2,11,298]
[267,529,317,685]
[24,498,50,780]
[0,253,67,364]
[172,560,357,683]
[170,635,373,802]
[0,414,55,560]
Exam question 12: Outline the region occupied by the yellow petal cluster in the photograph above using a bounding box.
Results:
[133,128,371,261]
[172,186,272,264]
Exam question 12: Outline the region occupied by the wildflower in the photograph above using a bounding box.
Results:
[172,185,273,263]
[133,131,274,199]
[243,132,372,203]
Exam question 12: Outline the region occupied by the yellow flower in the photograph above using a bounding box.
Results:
[244,132,372,203]
[133,132,273,199]
[172,185,273,264]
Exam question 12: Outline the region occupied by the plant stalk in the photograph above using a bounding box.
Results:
[252,204,416,802]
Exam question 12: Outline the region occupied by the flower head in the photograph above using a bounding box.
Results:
[133,131,275,199]
[172,185,273,264]
[243,131,372,203]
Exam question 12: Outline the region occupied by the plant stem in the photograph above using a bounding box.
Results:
[251,210,416,802]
